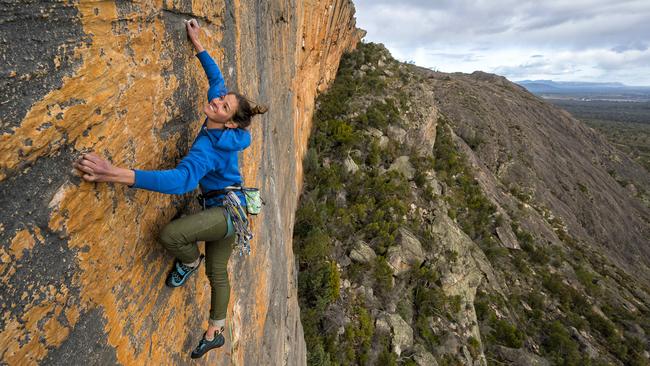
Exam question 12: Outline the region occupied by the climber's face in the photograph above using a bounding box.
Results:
[204,94,238,124]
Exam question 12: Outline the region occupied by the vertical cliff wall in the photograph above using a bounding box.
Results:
[0,1,361,364]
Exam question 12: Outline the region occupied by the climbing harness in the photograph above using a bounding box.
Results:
[198,185,263,215]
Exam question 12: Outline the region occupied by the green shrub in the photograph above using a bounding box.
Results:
[492,319,525,348]
[297,229,331,264]
[574,265,600,296]
[374,256,394,299]
[474,299,490,322]
[542,321,584,366]
[335,304,374,364]
[467,336,481,358]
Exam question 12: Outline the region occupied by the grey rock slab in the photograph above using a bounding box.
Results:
[496,225,520,249]
[387,125,407,144]
[386,313,413,356]
[379,135,389,148]
[389,156,415,180]
[493,345,550,366]
[396,227,425,265]
[349,241,376,263]
[387,228,425,276]
[344,156,359,174]
[412,344,438,366]
[375,316,391,334]
[569,327,599,359]
[365,127,384,138]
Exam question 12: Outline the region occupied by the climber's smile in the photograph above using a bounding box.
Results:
[204,94,238,124]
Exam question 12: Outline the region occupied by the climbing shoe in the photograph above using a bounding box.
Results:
[165,254,204,287]
[190,328,225,359]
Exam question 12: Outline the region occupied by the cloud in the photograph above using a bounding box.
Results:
[354,0,650,84]
[612,41,648,53]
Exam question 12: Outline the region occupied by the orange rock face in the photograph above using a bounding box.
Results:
[0,0,361,364]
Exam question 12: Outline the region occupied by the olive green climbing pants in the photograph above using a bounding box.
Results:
[158,206,234,323]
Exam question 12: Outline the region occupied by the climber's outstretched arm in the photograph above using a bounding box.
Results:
[186,19,227,99]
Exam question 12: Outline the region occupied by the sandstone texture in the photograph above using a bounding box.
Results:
[0,1,361,365]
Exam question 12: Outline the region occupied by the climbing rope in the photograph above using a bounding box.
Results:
[222,191,253,256]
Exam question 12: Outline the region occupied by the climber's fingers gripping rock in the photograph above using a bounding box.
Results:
[74,152,115,183]
[185,18,201,42]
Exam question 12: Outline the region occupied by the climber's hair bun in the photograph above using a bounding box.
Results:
[228,92,268,128]
[251,105,269,115]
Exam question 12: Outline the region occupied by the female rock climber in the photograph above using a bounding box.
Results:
[73,19,267,359]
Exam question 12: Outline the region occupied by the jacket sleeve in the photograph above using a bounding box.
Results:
[131,140,216,194]
[196,50,228,101]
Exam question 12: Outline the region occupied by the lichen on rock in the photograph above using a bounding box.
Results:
[0,0,362,364]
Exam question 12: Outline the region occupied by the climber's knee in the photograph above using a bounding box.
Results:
[206,265,229,289]
[159,222,185,251]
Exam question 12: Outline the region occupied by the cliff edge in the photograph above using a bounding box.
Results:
[0,1,362,365]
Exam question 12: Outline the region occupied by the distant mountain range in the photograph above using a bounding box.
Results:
[516,80,650,101]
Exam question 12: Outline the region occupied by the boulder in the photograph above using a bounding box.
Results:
[412,344,438,366]
[387,247,408,276]
[344,156,359,174]
[386,228,425,276]
[396,227,425,263]
[435,332,460,356]
[386,313,413,356]
[421,170,442,195]
[365,127,384,138]
[569,327,599,359]
[379,135,389,148]
[349,241,376,263]
[339,254,352,267]
[496,225,520,249]
[387,125,407,144]
[389,156,415,180]
[375,316,391,334]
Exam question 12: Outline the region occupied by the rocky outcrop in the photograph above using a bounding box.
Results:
[383,313,413,356]
[386,227,425,276]
[425,70,650,285]
[0,1,362,365]
[296,42,650,365]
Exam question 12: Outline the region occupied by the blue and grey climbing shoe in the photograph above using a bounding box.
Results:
[190,328,225,359]
[165,254,204,287]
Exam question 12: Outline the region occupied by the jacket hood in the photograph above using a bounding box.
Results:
[207,127,251,151]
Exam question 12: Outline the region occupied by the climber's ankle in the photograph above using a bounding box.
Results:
[206,319,225,341]
[183,256,201,268]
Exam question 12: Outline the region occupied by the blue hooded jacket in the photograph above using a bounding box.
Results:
[132,50,249,207]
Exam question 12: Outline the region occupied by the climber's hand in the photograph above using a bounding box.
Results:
[74,153,136,185]
[74,153,114,182]
[185,19,201,47]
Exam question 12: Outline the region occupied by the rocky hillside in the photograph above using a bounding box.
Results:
[295,43,650,365]
[0,1,361,365]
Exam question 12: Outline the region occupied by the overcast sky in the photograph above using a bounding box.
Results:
[354,0,650,86]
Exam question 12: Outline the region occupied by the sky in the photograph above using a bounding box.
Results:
[353,0,650,86]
